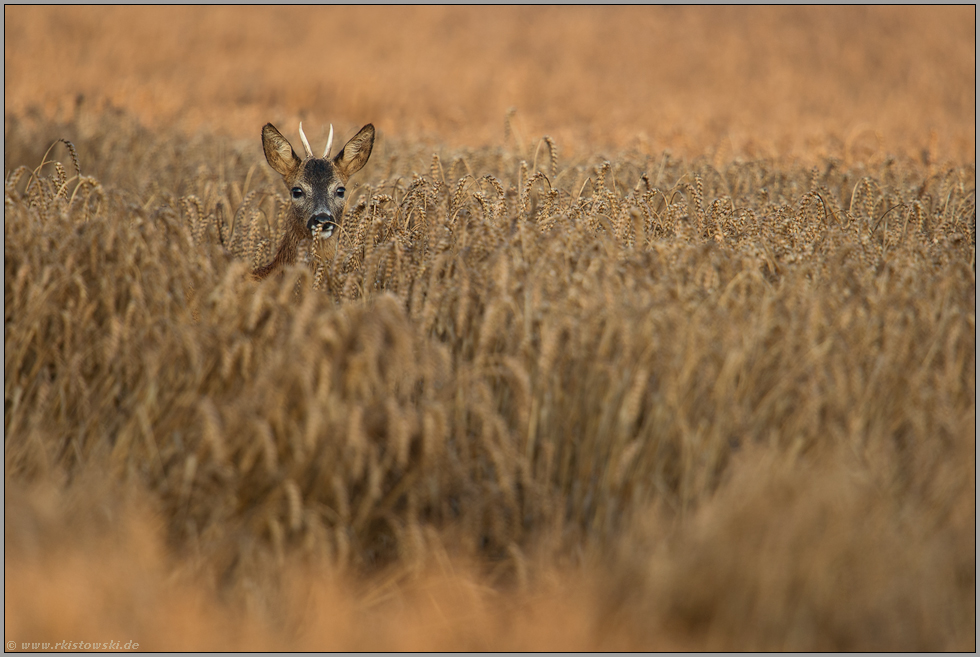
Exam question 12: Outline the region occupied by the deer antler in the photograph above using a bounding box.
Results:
[298,122,314,158]
[323,124,334,159]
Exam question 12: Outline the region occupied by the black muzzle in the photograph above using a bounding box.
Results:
[307,213,339,239]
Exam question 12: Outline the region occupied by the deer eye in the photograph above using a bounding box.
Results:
[291,187,304,199]
[336,186,346,199]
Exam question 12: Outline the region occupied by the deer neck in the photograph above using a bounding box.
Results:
[251,221,308,280]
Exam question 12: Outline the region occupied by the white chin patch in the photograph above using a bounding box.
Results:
[317,224,335,240]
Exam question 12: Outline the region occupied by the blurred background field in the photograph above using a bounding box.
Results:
[4,5,975,158]
[4,5,976,651]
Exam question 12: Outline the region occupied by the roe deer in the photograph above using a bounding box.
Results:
[252,122,375,280]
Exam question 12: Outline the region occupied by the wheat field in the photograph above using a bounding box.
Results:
[4,6,976,651]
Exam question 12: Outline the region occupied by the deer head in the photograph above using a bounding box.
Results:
[252,122,375,280]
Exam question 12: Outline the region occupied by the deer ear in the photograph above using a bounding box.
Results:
[333,124,375,179]
[262,123,302,177]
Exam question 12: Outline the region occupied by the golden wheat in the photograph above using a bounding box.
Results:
[4,103,974,649]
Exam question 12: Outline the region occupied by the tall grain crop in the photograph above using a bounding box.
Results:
[5,109,975,650]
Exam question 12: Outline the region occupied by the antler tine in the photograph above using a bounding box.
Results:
[323,124,334,159]
[298,122,314,158]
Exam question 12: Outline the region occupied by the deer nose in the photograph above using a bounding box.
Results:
[307,212,338,238]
